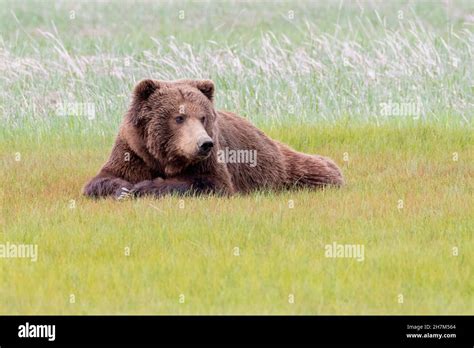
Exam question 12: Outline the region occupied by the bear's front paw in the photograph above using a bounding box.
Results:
[131,180,161,197]
[115,186,133,201]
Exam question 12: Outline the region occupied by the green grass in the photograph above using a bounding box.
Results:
[0,0,473,314]
[1,123,472,314]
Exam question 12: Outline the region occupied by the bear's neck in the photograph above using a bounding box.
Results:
[120,121,163,173]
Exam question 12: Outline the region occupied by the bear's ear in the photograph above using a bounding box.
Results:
[128,79,160,127]
[133,79,159,102]
[187,79,215,102]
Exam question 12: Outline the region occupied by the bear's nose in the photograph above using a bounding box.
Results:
[198,138,214,154]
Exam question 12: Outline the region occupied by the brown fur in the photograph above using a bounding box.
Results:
[83,79,344,198]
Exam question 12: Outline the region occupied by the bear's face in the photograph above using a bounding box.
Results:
[128,79,217,176]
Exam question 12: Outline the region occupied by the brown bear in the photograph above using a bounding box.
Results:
[83,79,344,199]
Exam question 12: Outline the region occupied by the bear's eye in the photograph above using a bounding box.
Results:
[200,116,206,123]
[175,116,185,124]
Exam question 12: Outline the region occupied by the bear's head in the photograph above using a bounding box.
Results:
[126,79,218,177]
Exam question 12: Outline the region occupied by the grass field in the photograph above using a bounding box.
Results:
[0,0,473,314]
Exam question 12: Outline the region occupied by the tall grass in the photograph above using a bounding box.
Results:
[0,0,472,139]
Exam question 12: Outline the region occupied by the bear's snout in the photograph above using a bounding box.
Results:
[197,136,214,156]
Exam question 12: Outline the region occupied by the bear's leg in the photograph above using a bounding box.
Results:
[285,152,344,189]
[83,175,134,198]
[131,176,228,197]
